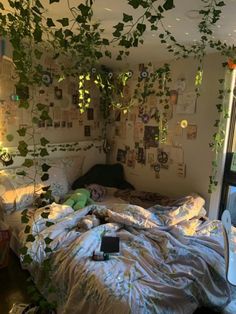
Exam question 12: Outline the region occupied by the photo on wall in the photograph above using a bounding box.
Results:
[144,126,159,148]
[116,149,127,164]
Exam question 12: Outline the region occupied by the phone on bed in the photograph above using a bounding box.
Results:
[100,236,120,253]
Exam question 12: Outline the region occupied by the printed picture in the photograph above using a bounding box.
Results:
[169,90,178,105]
[84,125,91,136]
[137,147,146,164]
[54,86,63,100]
[54,121,60,128]
[116,149,127,164]
[87,108,94,120]
[144,126,159,148]
[187,124,198,140]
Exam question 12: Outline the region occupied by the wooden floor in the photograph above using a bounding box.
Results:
[0,250,220,314]
[0,250,31,314]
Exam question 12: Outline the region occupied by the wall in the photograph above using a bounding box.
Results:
[0,50,106,172]
[107,53,232,211]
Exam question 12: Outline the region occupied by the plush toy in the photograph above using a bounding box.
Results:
[77,214,100,230]
[63,188,94,210]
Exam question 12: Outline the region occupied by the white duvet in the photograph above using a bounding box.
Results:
[19,197,234,314]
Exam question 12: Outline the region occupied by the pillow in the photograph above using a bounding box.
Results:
[0,159,69,213]
[60,156,85,188]
[0,169,43,214]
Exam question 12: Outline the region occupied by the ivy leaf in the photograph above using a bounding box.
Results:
[22,254,33,264]
[41,173,49,181]
[19,246,28,255]
[32,117,39,124]
[6,134,14,142]
[57,18,69,27]
[102,38,109,45]
[19,101,29,109]
[49,0,60,3]
[163,0,175,10]
[45,221,54,227]
[22,159,34,168]
[40,110,51,121]
[24,225,31,234]
[26,234,35,242]
[42,185,51,191]
[18,141,28,157]
[17,170,27,177]
[78,3,90,16]
[40,148,49,157]
[41,212,50,219]
[42,163,51,172]
[46,18,55,27]
[40,137,49,146]
[36,103,45,111]
[21,215,29,224]
[44,247,52,253]
[0,3,4,9]
[123,13,133,23]
[137,23,146,35]
[128,0,140,9]
[44,237,53,245]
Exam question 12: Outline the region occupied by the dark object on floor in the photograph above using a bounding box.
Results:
[72,163,134,190]
[0,250,31,314]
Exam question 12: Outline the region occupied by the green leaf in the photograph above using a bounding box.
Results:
[102,38,109,46]
[0,3,4,9]
[44,237,53,245]
[19,101,29,109]
[6,134,14,142]
[41,173,49,181]
[21,215,29,224]
[32,117,39,124]
[24,225,31,234]
[44,247,52,253]
[41,212,50,219]
[36,103,46,111]
[137,23,146,34]
[49,0,60,3]
[42,163,51,172]
[19,246,28,255]
[26,234,35,242]
[45,221,54,227]
[40,137,49,146]
[123,13,133,22]
[57,18,69,27]
[17,170,27,177]
[46,18,55,27]
[163,0,175,10]
[17,119,27,130]
[40,148,49,157]
[18,141,28,157]
[22,254,33,264]
[128,0,140,9]
[78,3,90,16]
[22,159,34,168]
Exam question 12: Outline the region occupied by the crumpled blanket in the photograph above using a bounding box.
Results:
[19,195,232,314]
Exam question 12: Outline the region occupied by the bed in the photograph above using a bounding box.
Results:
[0,159,235,314]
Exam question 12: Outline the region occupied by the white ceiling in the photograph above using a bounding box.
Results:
[3,0,236,66]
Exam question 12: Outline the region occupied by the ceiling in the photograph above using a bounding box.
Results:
[3,0,236,67]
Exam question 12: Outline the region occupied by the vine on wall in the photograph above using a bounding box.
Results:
[0,0,235,310]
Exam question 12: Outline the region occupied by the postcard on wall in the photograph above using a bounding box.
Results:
[127,149,136,168]
[187,124,197,140]
[176,92,196,114]
[117,149,127,164]
[144,126,159,148]
[84,125,91,136]
[169,90,178,105]
[177,162,186,178]
[171,146,184,164]
[87,108,94,120]
[134,122,144,141]
[137,147,146,164]
[54,86,63,100]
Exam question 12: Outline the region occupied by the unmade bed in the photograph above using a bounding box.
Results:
[0,161,236,314]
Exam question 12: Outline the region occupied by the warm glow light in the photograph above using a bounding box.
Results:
[104,7,112,11]
[180,120,188,128]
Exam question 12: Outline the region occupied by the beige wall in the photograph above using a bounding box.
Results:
[107,53,231,211]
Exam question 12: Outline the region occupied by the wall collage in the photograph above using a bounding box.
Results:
[108,65,199,181]
[0,48,103,147]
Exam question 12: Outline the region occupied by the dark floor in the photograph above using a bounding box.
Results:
[0,250,220,314]
[0,249,31,314]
